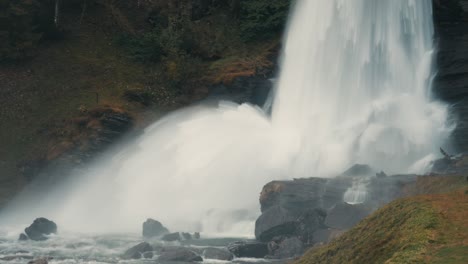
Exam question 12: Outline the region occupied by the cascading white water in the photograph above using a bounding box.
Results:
[1,0,451,236]
[272,0,450,176]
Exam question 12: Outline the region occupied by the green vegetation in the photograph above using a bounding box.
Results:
[296,178,468,264]
[0,0,287,205]
[239,0,292,41]
[0,0,43,61]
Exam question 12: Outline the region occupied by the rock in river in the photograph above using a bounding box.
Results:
[158,247,203,262]
[24,218,57,241]
[203,247,234,261]
[228,241,269,258]
[142,218,169,238]
[122,242,153,260]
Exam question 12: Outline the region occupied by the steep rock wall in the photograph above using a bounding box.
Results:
[433,0,468,152]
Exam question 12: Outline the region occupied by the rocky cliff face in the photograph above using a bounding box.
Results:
[254,165,418,250]
[433,0,468,152]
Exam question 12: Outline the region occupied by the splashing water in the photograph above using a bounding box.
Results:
[1,0,451,236]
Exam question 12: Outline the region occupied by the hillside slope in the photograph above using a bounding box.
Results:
[296,176,468,264]
[0,0,282,207]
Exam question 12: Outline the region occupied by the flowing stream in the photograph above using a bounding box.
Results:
[0,0,451,262]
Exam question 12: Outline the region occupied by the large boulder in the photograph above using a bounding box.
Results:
[203,247,234,261]
[122,242,153,260]
[228,241,269,258]
[24,218,57,241]
[158,247,203,262]
[267,236,304,259]
[255,205,324,242]
[142,218,169,238]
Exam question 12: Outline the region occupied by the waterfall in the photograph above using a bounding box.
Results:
[0,0,451,236]
[272,0,450,176]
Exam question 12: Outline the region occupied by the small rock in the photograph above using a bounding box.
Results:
[203,247,234,261]
[228,241,269,258]
[28,258,50,264]
[122,242,153,260]
[25,218,57,241]
[19,233,29,241]
[182,232,192,240]
[158,247,203,262]
[193,232,200,239]
[376,171,388,178]
[142,218,169,238]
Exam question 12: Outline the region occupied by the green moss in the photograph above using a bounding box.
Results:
[432,246,468,264]
[239,0,292,41]
[297,199,439,264]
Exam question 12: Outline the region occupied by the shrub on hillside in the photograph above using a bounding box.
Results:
[239,0,291,41]
[0,0,43,61]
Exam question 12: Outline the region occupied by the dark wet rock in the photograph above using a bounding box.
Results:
[324,202,370,230]
[255,206,296,242]
[431,154,468,175]
[122,242,153,260]
[341,164,375,177]
[182,232,192,240]
[267,236,304,259]
[255,205,325,242]
[433,0,468,152]
[24,218,57,241]
[142,218,169,238]
[158,247,203,262]
[161,232,194,241]
[256,174,419,247]
[203,247,234,261]
[28,258,50,264]
[376,171,388,178]
[19,233,29,241]
[259,178,347,214]
[193,232,201,239]
[162,232,182,241]
[228,241,269,258]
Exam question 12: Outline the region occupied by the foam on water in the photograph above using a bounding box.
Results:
[0,0,451,239]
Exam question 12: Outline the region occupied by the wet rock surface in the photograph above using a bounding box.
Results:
[255,165,419,250]
[266,236,304,259]
[158,247,203,262]
[142,218,169,238]
[28,258,50,264]
[24,218,57,241]
[122,242,153,260]
[18,233,28,241]
[433,0,468,152]
[202,247,234,261]
[228,241,269,258]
